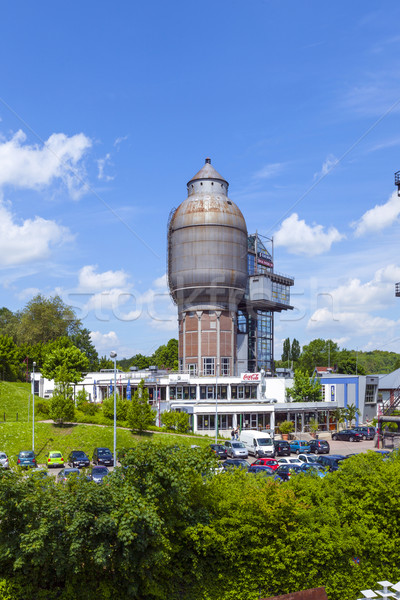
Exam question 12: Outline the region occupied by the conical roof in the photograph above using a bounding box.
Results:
[187,158,228,187]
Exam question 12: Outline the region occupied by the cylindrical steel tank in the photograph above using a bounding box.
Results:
[168,158,248,312]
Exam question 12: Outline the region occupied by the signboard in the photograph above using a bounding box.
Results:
[330,385,335,401]
[241,372,262,382]
[257,256,274,268]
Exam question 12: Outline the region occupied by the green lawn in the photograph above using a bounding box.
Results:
[0,381,32,422]
[0,421,212,466]
[0,382,213,464]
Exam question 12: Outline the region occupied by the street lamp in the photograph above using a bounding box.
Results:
[110,351,117,468]
[215,362,220,444]
[32,362,36,452]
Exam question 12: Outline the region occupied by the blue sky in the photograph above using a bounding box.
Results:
[1,1,400,360]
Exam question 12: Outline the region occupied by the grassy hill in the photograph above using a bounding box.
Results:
[0,382,211,466]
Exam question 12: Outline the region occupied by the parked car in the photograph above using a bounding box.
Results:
[92,447,114,466]
[289,440,311,454]
[275,464,302,481]
[316,454,348,472]
[0,452,9,469]
[353,426,376,440]
[68,450,90,468]
[209,444,228,460]
[298,463,327,478]
[297,453,319,464]
[56,468,81,483]
[247,464,276,476]
[308,439,330,454]
[277,456,303,466]
[251,458,280,471]
[331,429,363,442]
[90,466,109,483]
[17,451,37,468]
[47,451,65,468]
[222,458,249,470]
[223,441,248,459]
[273,440,291,456]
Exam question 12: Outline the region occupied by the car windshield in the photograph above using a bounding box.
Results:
[258,438,272,446]
[73,451,86,458]
[232,442,245,448]
[50,453,62,458]
[98,449,112,456]
[93,467,108,474]
[20,452,34,458]
[0,453,6,459]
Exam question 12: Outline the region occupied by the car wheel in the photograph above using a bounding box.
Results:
[296,449,300,455]
[314,449,319,454]
[362,435,367,440]
[349,436,354,442]
[332,434,337,441]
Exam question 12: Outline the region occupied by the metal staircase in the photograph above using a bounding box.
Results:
[381,385,400,416]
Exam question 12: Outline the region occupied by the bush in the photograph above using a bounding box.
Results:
[35,401,50,417]
[102,396,128,421]
[79,401,99,416]
[161,410,191,433]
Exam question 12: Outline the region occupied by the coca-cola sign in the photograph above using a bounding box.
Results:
[241,372,261,382]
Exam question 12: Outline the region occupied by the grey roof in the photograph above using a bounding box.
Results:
[377,368,400,390]
[187,158,227,186]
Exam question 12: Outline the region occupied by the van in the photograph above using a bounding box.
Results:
[239,430,275,458]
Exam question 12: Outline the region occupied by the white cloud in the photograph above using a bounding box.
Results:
[253,162,285,179]
[17,287,40,301]
[78,265,130,292]
[308,307,398,338]
[114,135,128,148]
[97,153,114,181]
[0,198,72,267]
[90,330,119,351]
[314,154,338,179]
[274,213,345,256]
[352,191,400,236]
[0,129,92,199]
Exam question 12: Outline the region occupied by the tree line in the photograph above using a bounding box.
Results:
[277,337,400,375]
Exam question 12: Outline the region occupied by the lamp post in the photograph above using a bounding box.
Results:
[215,362,219,444]
[110,351,117,468]
[32,362,36,452]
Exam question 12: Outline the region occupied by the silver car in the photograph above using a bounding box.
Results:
[224,441,248,459]
[0,452,9,469]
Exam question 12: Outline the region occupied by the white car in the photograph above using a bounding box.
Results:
[298,453,319,464]
[0,452,9,469]
[277,457,302,466]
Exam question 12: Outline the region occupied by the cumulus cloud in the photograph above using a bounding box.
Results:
[274,213,345,256]
[0,129,92,199]
[78,265,130,292]
[308,307,398,337]
[352,191,400,236]
[0,198,72,267]
[314,154,338,179]
[90,330,119,351]
[253,162,285,179]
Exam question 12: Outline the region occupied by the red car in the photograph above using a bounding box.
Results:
[252,458,280,471]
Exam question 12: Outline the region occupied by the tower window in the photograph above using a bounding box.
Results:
[203,357,215,376]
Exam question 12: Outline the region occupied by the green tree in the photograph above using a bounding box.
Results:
[49,364,75,425]
[281,337,291,364]
[98,355,114,370]
[0,335,21,381]
[291,338,301,362]
[151,338,178,370]
[0,307,18,340]
[332,406,346,432]
[70,328,99,371]
[127,379,156,433]
[344,403,360,427]
[286,369,322,402]
[41,342,89,384]
[15,294,82,346]
[337,350,366,375]
[161,410,191,433]
[102,395,129,421]
[298,338,339,375]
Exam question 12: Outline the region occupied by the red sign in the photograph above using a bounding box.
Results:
[241,373,261,382]
[258,257,273,268]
